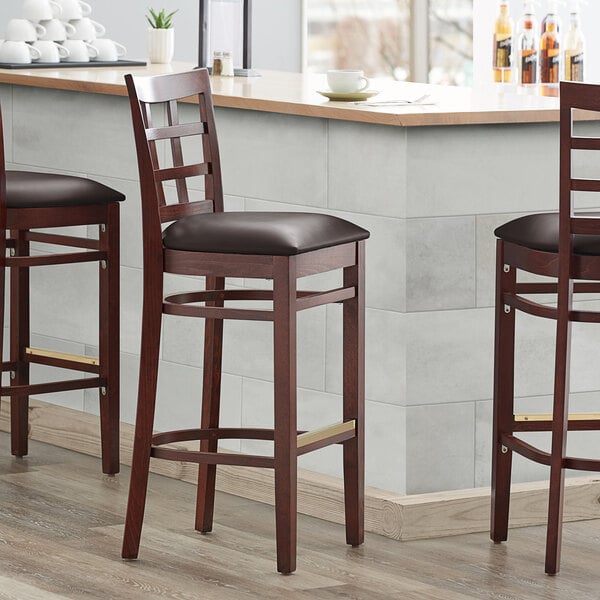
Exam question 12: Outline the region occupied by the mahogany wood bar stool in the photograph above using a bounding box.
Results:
[121,69,369,574]
[0,105,124,475]
[491,81,600,574]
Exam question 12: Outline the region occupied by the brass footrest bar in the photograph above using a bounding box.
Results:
[516,413,600,422]
[502,433,600,471]
[514,413,600,432]
[0,376,102,397]
[297,420,356,455]
[26,347,100,368]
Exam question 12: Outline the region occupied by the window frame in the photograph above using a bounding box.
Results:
[302,0,431,82]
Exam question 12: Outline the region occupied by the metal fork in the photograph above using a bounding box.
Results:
[352,93,432,106]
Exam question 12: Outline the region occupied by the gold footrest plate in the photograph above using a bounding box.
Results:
[515,413,600,422]
[25,347,100,367]
[297,420,356,448]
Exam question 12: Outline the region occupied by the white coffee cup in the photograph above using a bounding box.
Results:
[68,18,106,41]
[90,39,126,62]
[39,18,75,41]
[0,40,42,63]
[32,39,69,62]
[327,69,370,94]
[6,19,46,42]
[56,0,91,21]
[61,38,98,61]
[22,0,62,22]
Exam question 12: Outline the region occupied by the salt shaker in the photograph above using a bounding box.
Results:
[221,51,234,77]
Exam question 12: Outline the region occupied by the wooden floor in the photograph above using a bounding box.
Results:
[1,434,600,600]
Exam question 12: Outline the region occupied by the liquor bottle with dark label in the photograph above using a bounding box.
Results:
[540,0,561,87]
[493,1,513,83]
[564,0,585,82]
[518,1,538,85]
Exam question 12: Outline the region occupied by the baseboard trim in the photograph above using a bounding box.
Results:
[2,398,600,541]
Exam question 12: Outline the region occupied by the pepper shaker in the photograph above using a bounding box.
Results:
[212,51,223,76]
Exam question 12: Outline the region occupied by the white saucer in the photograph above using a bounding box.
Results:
[317,89,381,102]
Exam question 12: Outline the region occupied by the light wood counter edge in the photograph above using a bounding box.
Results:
[0,69,131,97]
[214,94,561,127]
[0,66,562,128]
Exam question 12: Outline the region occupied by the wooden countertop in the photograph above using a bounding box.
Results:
[0,61,561,127]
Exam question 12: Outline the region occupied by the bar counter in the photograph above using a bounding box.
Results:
[0,61,560,126]
[0,63,587,500]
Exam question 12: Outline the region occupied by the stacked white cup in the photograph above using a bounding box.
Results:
[0,0,127,64]
[57,0,126,63]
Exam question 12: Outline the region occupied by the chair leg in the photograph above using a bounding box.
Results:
[0,227,4,421]
[195,275,224,533]
[545,278,573,575]
[273,256,297,574]
[99,203,120,475]
[491,241,516,543]
[10,230,30,458]
[342,241,365,547]
[121,269,163,559]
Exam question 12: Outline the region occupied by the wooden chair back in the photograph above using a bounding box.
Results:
[560,82,600,254]
[125,69,224,249]
[0,100,6,233]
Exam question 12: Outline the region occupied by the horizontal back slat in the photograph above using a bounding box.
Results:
[159,199,214,223]
[146,122,207,142]
[571,216,600,235]
[571,178,600,193]
[132,70,210,104]
[155,162,210,182]
[571,137,600,151]
[561,81,600,112]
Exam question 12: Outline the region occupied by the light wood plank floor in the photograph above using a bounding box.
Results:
[2,433,600,600]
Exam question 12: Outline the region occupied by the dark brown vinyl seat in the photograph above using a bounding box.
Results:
[121,68,368,574]
[163,211,368,255]
[0,121,123,475]
[495,212,600,255]
[6,171,124,208]
[491,81,600,575]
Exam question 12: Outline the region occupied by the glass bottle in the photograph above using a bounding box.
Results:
[540,0,561,86]
[564,1,585,82]
[517,1,538,86]
[493,1,514,83]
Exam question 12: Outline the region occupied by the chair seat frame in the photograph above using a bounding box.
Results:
[0,201,120,475]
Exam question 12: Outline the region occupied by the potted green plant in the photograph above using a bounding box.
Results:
[147,8,178,64]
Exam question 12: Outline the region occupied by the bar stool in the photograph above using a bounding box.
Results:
[491,81,600,574]
[121,69,369,574]
[0,105,124,475]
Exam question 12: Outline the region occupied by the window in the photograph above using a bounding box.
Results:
[305,0,473,86]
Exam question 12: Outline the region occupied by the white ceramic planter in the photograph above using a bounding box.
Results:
[148,28,174,64]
